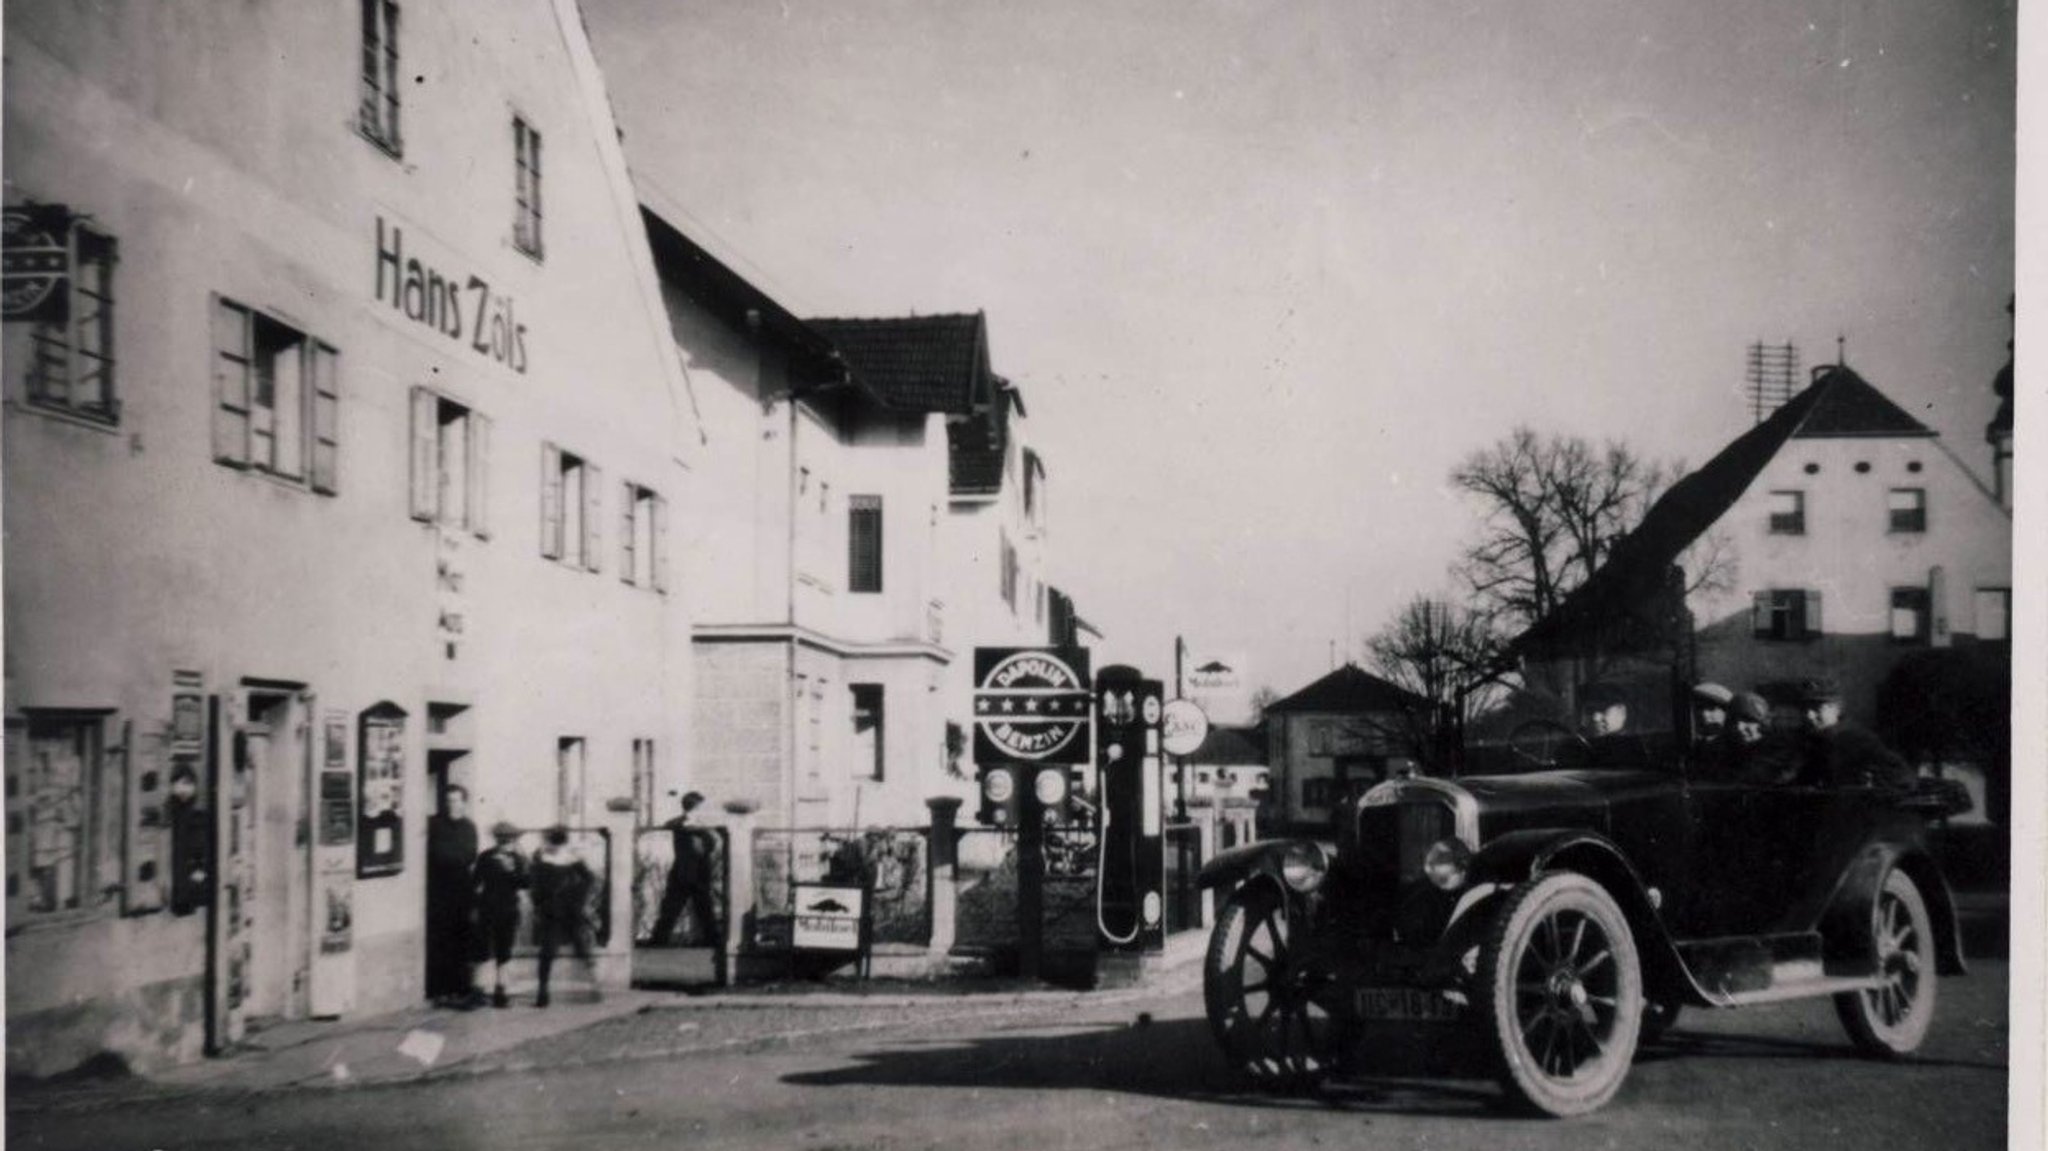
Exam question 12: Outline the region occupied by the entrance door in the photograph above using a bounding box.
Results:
[244,691,313,1023]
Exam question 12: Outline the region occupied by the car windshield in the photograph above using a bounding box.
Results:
[1459,662,1685,777]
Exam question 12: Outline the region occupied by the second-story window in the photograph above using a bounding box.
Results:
[408,387,490,536]
[213,297,340,492]
[848,495,883,593]
[22,220,119,425]
[358,0,401,154]
[620,481,668,591]
[1751,588,1821,641]
[513,116,544,259]
[542,443,599,570]
[1889,587,1930,644]
[1887,488,1926,533]
[1767,490,1805,535]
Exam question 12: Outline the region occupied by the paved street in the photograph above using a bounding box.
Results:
[8,960,2008,1151]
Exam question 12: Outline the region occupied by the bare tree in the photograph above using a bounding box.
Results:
[1247,686,1281,726]
[1362,596,1511,764]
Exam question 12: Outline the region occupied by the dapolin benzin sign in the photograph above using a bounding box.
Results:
[973,647,1093,764]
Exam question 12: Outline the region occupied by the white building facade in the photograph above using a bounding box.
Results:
[4,0,694,1074]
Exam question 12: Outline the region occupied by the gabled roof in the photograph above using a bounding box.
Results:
[1267,664,1427,715]
[1186,724,1267,766]
[639,205,847,387]
[806,313,991,415]
[1513,364,1938,655]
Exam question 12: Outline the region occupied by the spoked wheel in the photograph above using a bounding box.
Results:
[1835,868,1937,1057]
[1204,882,1346,1091]
[1475,871,1643,1117]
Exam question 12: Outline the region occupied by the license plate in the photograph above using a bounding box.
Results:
[1356,987,1464,1022]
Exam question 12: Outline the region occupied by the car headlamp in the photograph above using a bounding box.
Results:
[1423,838,1472,892]
[1280,842,1328,893]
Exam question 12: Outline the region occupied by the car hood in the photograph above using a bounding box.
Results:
[1456,769,1677,837]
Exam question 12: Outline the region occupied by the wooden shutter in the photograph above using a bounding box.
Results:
[619,482,636,585]
[652,494,669,594]
[849,495,882,592]
[94,719,129,910]
[409,387,438,521]
[124,724,167,914]
[212,299,251,466]
[540,442,563,559]
[583,463,604,572]
[310,343,340,495]
[1802,590,1823,639]
[468,411,492,539]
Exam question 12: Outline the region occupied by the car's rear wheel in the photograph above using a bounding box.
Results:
[1203,882,1344,1091]
[1834,868,1937,1057]
[1475,871,1643,1117]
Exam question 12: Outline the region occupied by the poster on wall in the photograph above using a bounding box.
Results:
[356,704,406,878]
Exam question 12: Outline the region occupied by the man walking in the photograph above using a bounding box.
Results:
[649,791,717,947]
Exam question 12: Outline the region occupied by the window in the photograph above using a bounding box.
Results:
[513,116,543,259]
[850,685,884,782]
[1767,490,1805,535]
[542,443,600,570]
[848,495,883,593]
[213,298,339,491]
[1974,588,2012,642]
[1302,778,1335,809]
[358,0,401,154]
[1000,533,1018,610]
[1889,588,1931,643]
[24,222,118,424]
[620,482,668,591]
[408,388,491,534]
[1309,722,1332,756]
[1888,488,1927,533]
[1751,588,1822,641]
[6,713,123,921]
[631,738,656,827]
[555,737,585,826]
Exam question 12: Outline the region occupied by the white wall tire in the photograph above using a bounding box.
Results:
[1834,868,1937,1058]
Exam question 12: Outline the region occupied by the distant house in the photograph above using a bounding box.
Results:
[1182,723,1268,848]
[1514,362,2012,735]
[1262,665,1430,830]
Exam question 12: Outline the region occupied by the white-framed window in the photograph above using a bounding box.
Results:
[848,495,883,593]
[213,297,340,492]
[513,116,543,260]
[5,712,124,923]
[409,387,491,535]
[1974,587,2012,642]
[1752,588,1822,641]
[1889,587,1931,644]
[619,481,668,591]
[21,220,119,425]
[1767,490,1805,535]
[541,442,600,570]
[357,0,401,154]
[850,684,884,781]
[1887,488,1927,533]
[556,736,586,826]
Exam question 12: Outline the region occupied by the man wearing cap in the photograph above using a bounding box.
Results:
[473,821,528,1008]
[1787,677,1914,790]
[1722,690,1798,783]
[1690,683,1733,751]
[1573,682,1650,769]
[649,791,717,947]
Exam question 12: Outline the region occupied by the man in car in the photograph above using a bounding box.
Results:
[1787,677,1914,789]
[1690,682,1733,750]
[1574,681,1650,768]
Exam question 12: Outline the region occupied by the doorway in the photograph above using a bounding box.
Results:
[243,688,313,1024]
[423,701,473,1000]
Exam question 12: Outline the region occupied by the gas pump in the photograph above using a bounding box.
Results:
[1094,665,1166,953]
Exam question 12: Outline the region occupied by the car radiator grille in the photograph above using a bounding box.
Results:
[1356,798,1456,887]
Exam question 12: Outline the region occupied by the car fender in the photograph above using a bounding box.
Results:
[1818,839,1967,977]
[1471,828,1714,1008]
[1197,838,1329,892]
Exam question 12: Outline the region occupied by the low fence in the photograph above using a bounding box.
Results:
[629,825,730,948]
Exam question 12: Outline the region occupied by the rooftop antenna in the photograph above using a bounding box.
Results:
[1836,333,1847,366]
[1745,340,1800,424]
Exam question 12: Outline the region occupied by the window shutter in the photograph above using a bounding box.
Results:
[310,343,340,495]
[619,482,636,585]
[1802,589,1823,639]
[583,463,604,572]
[540,442,563,559]
[96,720,130,910]
[212,299,251,466]
[124,723,167,915]
[468,411,492,539]
[1750,591,1770,637]
[652,494,670,594]
[409,387,438,521]
[848,496,882,592]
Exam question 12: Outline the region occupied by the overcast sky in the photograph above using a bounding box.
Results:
[582,0,2017,700]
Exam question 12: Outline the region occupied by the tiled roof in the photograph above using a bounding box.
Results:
[806,314,990,415]
[1266,664,1428,715]
[1513,364,1937,655]
[1186,724,1267,766]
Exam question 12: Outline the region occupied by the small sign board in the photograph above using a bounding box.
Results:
[1161,699,1210,756]
[792,883,865,952]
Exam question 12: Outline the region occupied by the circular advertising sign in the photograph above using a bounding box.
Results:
[1160,698,1210,756]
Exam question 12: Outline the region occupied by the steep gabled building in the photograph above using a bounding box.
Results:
[1262,665,1429,830]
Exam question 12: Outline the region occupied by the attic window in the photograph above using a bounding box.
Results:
[1854,461,1872,474]
[1906,461,1923,474]
[1803,463,1820,475]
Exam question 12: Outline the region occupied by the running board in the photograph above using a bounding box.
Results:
[1718,973,1886,1007]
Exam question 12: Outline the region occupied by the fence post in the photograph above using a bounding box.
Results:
[719,802,759,985]
[926,797,961,958]
[1195,808,1217,929]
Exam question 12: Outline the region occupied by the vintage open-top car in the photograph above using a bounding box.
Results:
[1198,693,1971,1117]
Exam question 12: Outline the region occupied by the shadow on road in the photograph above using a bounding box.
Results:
[1638,1028,2005,1073]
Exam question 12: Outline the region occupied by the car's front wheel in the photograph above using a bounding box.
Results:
[1834,867,1937,1057]
[1203,882,1344,1091]
[1475,871,1643,1117]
